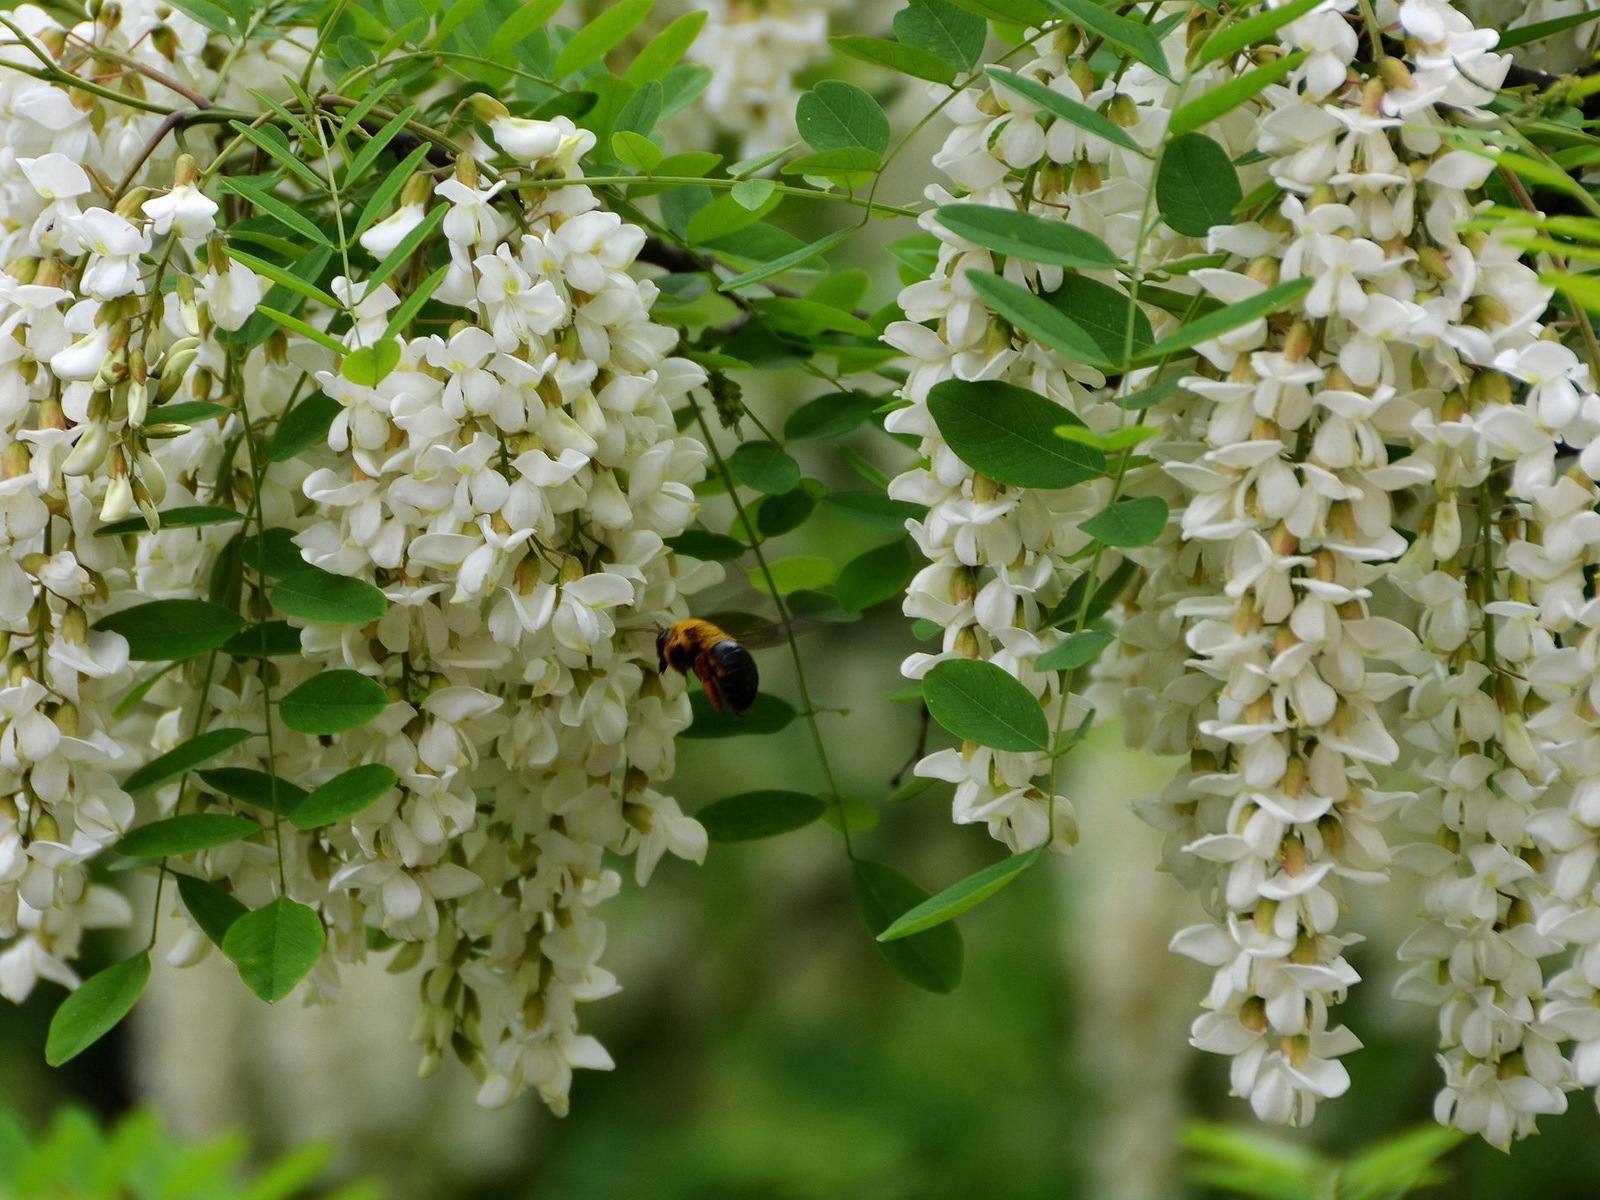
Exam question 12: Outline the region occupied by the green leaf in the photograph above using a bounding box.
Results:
[796,81,891,156]
[145,400,230,427]
[345,104,423,183]
[44,954,150,1066]
[614,79,665,138]
[666,530,747,560]
[729,440,802,494]
[1054,423,1160,453]
[748,556,836,595]
[269,393,341,462]
[819,793,880,835]
[824,492,926,530]
[716,228,853,292]
[895,0,987,71]
[784,391,878,440]
[965,270,1113,369]
[96,600,244,661]
[163,0,233,33]
[255,305,346,355]
[199,768,308,816]
[985,67,1143,156]
[116,813,260,858]
[239,527,307,579]
[837,540,914,613]
[852,860,963,994]
[382,263,450,341]
[95,505,245,537]
[928,378,1106,488]
[278,671,388,735]
[341,339,402,387]
[289,764,399,829]
[271,568,388,625]
[682,692,797,737]
[943,0,1050,24]
[176,875,248,949]
[612,130,664,171]
[1498,8,1600,49]
[1034,629,1115,673]
[222,620,303,659]
[218,177,331,247]
[1115,372,1189,410]
[934,204,1118,270]
[122,727,253,795]
[1078,496,1169,547]
[754,485,819,539]
[731,178,777,210]
[1157,133,1242,237]
[780,147,883,184]
[1195,0,1323,64]
[923,658,1049,753]
[878,847,1042,941]
[626,10,706,82]
[1050,557,1138,630]
[554,0,652,77]
[1048,275,1152,362]
[1135,277,1311,363]
[829,35,955,85]
[1042,0,1171,79]
[752,296,876,337]
[226,121,324,190]
[696,790,825,841]
[483,0,562,62]
[223,897,325,1004]
[1168,52,1303,138]
[686,189,781,245]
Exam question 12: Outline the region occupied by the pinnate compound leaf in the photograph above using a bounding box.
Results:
[45,953,150,1066]
[278,671,387,735]
[853,860,963,993]
[116,813,260,858]
[290,764,399,830]
[1078,496,1169,548]
[697,791,826,841]
[928,379,1106,488]
[177,874,248,948]
[95,600,244,661]
[223,897,325,1003]
[923,659,1049,753]
[122,728,253,795]
[878,847,1042,941]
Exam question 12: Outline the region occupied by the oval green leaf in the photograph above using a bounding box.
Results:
[965,270,1113,369]
[278,671,387,735]
[852,860,963,994]
[122,728,253,796]
[729,440,802,495]
[928,379,1107,489]
[198,767,309,816]
[837,540,915,614]
[269,392,341,462]
[666,531,748,561]
[878,847,1043,941]
[923,659,1049,753]
[271,567,388,625]
[1034,629,1115,673]
[176,874,248,948]
[1078,496,1169,548]
[45,953,151,1066]
[95,599,245,662]
[747,556,837,596]
[682,692,797,738]
[222,896,325,1003]
[934,204,1118,271]
[796,80,890,156]
[1157,132,1242,238]
[829,34,955,85]
[290,763,399,830]
[116,813,261,858]
[985,66,1143,156]
[697,790,826,841]
[221,620,303,659]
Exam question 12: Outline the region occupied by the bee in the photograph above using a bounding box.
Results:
[656,618,760,715]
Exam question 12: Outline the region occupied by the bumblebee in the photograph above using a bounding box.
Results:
[656,619,759,715]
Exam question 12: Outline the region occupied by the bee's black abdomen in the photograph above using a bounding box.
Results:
[709,639,759,714]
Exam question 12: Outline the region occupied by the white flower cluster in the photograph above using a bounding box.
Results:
[0,4,715,1114]
[896,0,1600,1143]
[683,0,833,156]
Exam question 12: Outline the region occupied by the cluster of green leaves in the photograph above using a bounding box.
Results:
[0,1106,378,1200]
[1184,1122,1464,1200]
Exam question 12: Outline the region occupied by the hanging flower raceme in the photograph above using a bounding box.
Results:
[0,5,716,1115]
